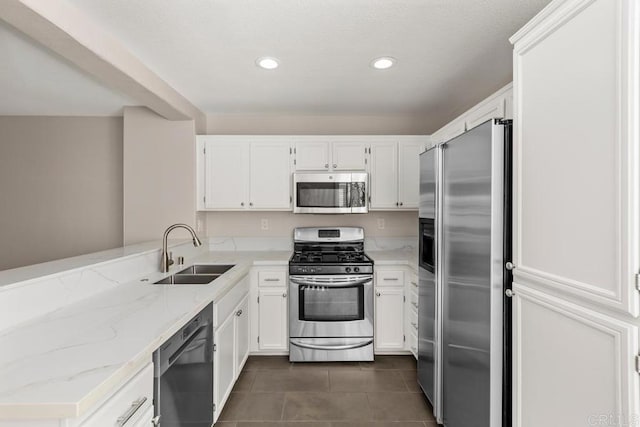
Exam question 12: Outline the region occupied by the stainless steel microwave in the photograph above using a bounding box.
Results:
[293,172,368,214]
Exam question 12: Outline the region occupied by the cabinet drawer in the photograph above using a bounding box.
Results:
[258,270,287,287]
[409,309,418,333]
[376,270,404,287]
[80,363,153,427]
[214,276,250,328]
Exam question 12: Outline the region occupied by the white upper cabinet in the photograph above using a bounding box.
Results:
[198,137,292,211]
[369,141,398,209]
[369,139,424,210]
[331,140,368,170]
[511,0,639,316]
[204,140,250,210]
[250,142,292,209]
[398,141,422,208]
[294,139,368,171]
[294,140,330,170]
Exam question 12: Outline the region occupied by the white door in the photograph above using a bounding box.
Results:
[213,313,235,421]
[369,142,398,210]
[295,141,330,170]
[331,141,367,170]
[234,295,250,372]
[375,287,405,351]
[397,141,421,209]
[205,141,249,209]
[250,142,292,209]
[511,0,640,425]
[258,288,288,351]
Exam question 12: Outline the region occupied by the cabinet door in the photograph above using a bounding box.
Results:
[295,141,330,170]
[513,284,639,427]
[214,313,235,420]
[205,141,250,209]
[250,142,292,209]
[398,141,421,209]
[258,288,288,351]
[331,141,367,170]
[375,287,405,351]
[369,142,398,209]
[234,295,250,372]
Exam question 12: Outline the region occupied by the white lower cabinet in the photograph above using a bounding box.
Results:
[258,288,289,351]
[374,269,405,352]
[513,284,639,427]
[78,363,154,427]
[234,295,250,371]
[214,312,235,420]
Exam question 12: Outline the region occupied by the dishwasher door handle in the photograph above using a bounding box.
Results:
[289,339,373,351]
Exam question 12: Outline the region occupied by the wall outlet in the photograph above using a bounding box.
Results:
[261,219,269,230]
[377,218,385,229]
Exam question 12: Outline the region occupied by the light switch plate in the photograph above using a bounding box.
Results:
[377,218,385,229]
[261,219,269,230]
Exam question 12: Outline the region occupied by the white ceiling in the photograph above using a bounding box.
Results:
[0,21,134,117]
[65,0,551,130]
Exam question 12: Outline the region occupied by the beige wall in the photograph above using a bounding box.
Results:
[206,211,417,238]
[206,113,432,135]
[123,107,196,244]
[0,116,123,270]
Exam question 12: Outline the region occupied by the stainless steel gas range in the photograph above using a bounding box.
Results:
[288,227,374,362]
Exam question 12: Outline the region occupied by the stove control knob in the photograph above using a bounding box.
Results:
[354,267,360,273]
[345,267,351,273]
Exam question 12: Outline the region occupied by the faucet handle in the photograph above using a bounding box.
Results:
[168,251,174,266]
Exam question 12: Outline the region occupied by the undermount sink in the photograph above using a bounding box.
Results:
[176,264,235,275]
[153,264,235,285]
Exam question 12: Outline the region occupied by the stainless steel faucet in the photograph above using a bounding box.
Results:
[161,223,202,273]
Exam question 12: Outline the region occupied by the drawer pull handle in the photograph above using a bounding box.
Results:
[411,322,418,329]
[264,278,280,282]
[411,281,417,287]
[411,302,418,309]
[383,278,399,281]
[116,396,147,426]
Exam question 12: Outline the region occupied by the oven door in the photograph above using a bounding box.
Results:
[289,275,373,338]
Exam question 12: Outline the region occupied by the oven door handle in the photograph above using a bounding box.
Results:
[289,276,372,287]
[289,339,373,351]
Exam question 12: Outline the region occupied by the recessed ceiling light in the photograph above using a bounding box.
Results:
[256,57,279,70]
[371,57,396,70]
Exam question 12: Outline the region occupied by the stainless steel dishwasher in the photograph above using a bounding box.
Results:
[153,303,213,426]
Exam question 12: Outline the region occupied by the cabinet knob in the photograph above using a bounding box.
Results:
[325,163,329,169]
[399,202,403,206]
[376,292,381,297]
[282,293,287,298]
[249,202,253,207]
[395,202,399,207]
[236,309,243,316]
[241,202,244,207]
[333,164,337,168]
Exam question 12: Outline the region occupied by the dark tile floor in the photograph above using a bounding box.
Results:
[216,355,437,427]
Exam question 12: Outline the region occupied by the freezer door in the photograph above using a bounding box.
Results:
[441,120,505,427]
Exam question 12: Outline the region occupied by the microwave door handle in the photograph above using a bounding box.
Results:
[290,339,373,351]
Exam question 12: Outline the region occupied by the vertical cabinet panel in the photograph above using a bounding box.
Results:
[370,142,398,210]
[214,313,235,420]
[512,0,639,315]
[234,296,250,372]
[250,142,292,209]
[205,141,249,209]
[332,141,367,170]
[295,141,330,170]
[258,288,288,351]
[513,284,639,427]
[398,141,422,208]
[375,287,405,351]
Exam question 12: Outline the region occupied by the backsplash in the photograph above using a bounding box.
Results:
[208,236,417,252]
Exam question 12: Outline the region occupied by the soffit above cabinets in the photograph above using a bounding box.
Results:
[0,21,134,117]
[66,0,551,131]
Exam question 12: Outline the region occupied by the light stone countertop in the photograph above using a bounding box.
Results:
[0,250,290,420]
[0,248,415,420]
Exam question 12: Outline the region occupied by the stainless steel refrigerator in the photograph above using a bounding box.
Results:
[417,119,512,427]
